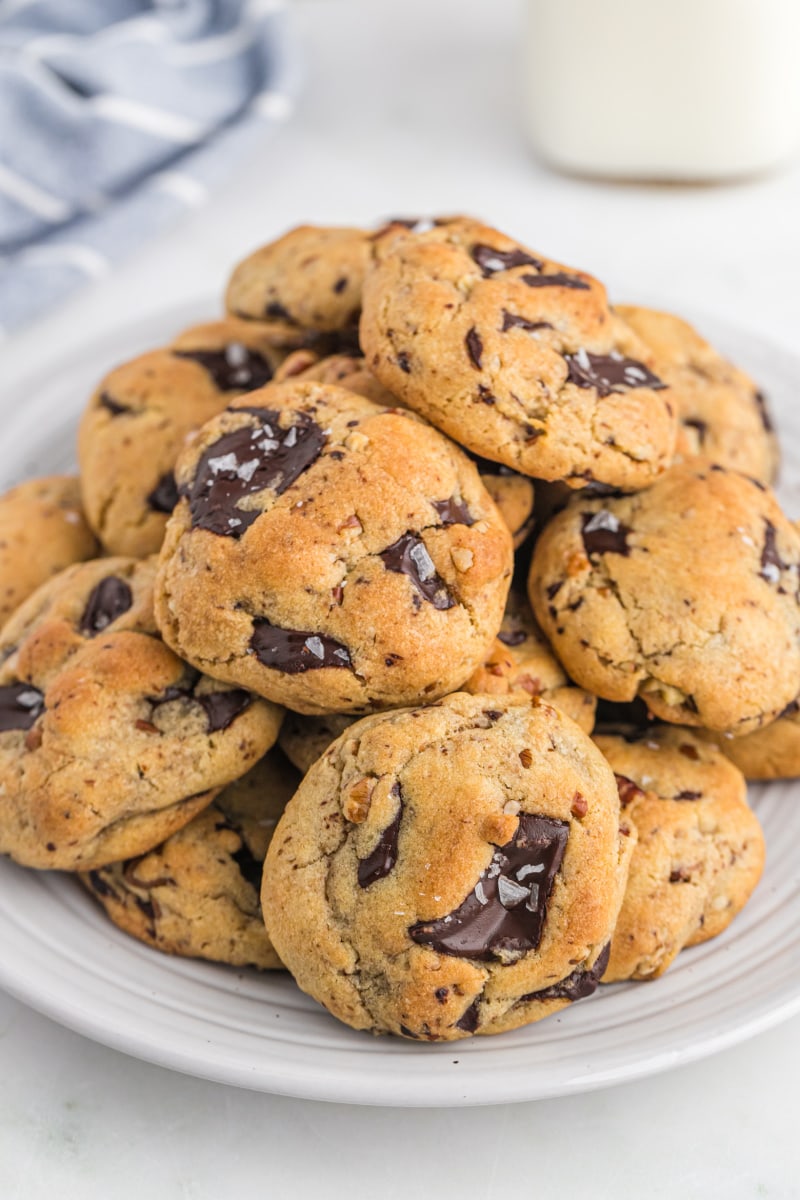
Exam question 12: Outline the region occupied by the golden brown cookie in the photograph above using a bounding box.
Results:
[698,698,800,780]
[279,712,356,774]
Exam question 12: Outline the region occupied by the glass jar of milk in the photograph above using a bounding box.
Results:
[524,0,800,180]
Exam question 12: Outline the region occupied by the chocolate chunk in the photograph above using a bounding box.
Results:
[545,581,562,601]
[471,244,542,275]
[501,310,554,333]
[99,392,130,417]
[265,301,292,322]
[147,471,179,514]
[519,944,610,1004]
[565,350,666,397]
[498,628,527,647]
[780,698,800,719]
[397,352,412,374]
[675,789,702,801]
[250,619,353,673]
[87,870,115,899]
[78,576,133,636]
[432,497,475,527]
[581,510,631,556]
[520,272,590,291]
[760,519,788,583]
[465,327,483,369]
[476,385,496,405]
[753,390,774,434]
[0,683,45,732]
[175,344,274,393]
[357,783,403,888]
[333,277,348,294]
[150,674,252,733]
[186,408,325,537]
[683,417,708,443]
[409,814,569,961]
[614,774,646,807]
[455,997,480,1033]
[380,533,455,610]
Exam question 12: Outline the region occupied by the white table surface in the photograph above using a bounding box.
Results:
[2,2,800,1195]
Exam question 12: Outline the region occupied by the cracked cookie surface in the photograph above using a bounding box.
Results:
[360,217,677,488]
[529,461,800,735]
[78,318,307,557]
[0,476,98,624]
[262,693,632,1040]
[617,305,779,484]
[0,556,282,870]
[595,727,764,981]
[81,750,299,969]
[155,380,513,714]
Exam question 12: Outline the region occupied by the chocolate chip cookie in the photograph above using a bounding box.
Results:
[78,318,306,557]
[0,556,282,870]
[594,727,764,981]
[360,218,677,488]
[279,712,355,774]
[82,750,299,969]
[617,305,779,484]
[262,693,633,1040]
[155,380,513,714]
[529,461,800,734]
[699,699,800,780]
[0,476,98,624]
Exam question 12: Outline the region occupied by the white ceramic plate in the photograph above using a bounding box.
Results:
[1,303,799,1107]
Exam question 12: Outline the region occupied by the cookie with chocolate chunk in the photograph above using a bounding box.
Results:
[0,476,98,624]
[529,461,800,735]
[698,699,800,780]
[78,318,305,557]
[360,217,677,489]
[595,727,764,981]
[464,589,596,733]
[617,305,779,484]
[82,750,299,969]
[155,380,513,714]
[262,693,633,1040]
[0,557,282,870]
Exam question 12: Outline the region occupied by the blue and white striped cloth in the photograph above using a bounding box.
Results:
[0,0,300,333]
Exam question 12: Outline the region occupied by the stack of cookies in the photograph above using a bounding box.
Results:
[3,215,791,1042]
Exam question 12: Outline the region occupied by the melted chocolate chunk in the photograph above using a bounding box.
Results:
[465,327,483,369]
[519,944,610,1004]
[147,471,179,514]
[760,519,789,583]
[675,789,702,801]
[225,829,263,892]
[175,344,274,393]
[471,244,542,276]
[380,533,455,610]
[754,390,774,434]
[186,408,325,537]
[501,310,554,334]
[565,350,666,397]
[455,997,481,1033]
[357,783,403,888]
[78,576,133,636]
[0,683,45,732]
[581,510,632,557]
[397,351,412,373]
[250,620,353,673]
[498,628,527,647]
[150,674,252,733]
[409,814,569,961]
[431,497,475,526]
[99,392,130,417]
[520,272,590,291]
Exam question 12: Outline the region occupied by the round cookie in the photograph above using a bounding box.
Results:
[360,217,677,488]
[698,699,800,780]
[0,476,98,624]
[81,750,300,969]
[262,693,633,1040]
[594,727,764,981]
[275,350,400,408]
[529,461,800,735]
[280,712,355,774]
[155,380,513,714]
[78,318,306,557]
[617,305,779,484]
[0,557,282,870]
[464,589,596,733]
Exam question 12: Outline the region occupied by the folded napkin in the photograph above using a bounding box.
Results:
[0,0,299,333]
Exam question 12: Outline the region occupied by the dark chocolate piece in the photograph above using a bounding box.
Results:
[581,510,632,557]
[150,673,252,733]
[78,576,133,636]
[265,301,292,322]
[565,350,666,397]
[683,417,708,443]
[99,392,130,417]
[147,471,179,514]
[0,683,45,732]
[675,789,702,801]
[431,497,475,527]
[519,944,610,1004]
[250,619,353,674]
[520,272,590,291]
[753,390,774,434]
[501,310,554,333]
[465,327,483,369]
[186,407,325,537]
[174,344,274,393]
[380,533,455,610]
[760,519,788,583]
[409,814,569,961]
[455,997,481,1033]
[357,783,403,888]
[87,870,116,899]
[471,244,542,275]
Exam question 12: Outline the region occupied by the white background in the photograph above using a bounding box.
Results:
[2,1,800,1195]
